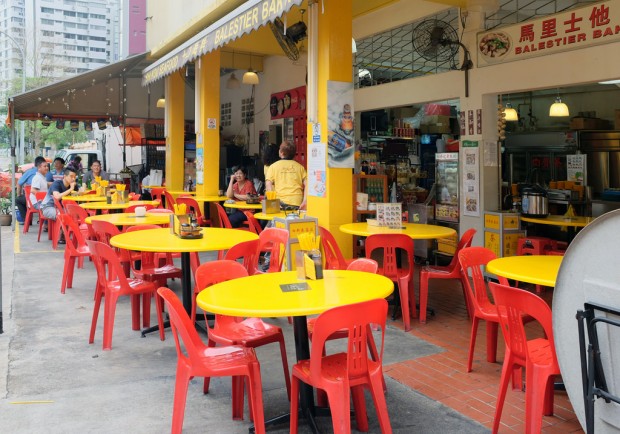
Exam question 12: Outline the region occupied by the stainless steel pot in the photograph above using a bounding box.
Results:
[521,186,549,217]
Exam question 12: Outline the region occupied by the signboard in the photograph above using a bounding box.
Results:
[269,86,306,120]
[477,0,620,67]
[462,140,480,217]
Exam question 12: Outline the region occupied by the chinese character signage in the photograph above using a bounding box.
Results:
[477,0,620,66]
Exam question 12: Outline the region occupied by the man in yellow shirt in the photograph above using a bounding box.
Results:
[265,141,307,209]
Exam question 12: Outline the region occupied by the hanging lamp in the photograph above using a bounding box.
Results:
[227,52,241,89]
[503,102,518,121]
[242,53,259,85]
[549,90,569,117]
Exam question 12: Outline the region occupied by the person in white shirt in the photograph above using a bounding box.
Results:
[30,158,50,209]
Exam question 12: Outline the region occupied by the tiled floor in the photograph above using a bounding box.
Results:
[383,274,584,433]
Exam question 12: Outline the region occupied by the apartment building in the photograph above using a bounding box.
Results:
[0,0,121,105]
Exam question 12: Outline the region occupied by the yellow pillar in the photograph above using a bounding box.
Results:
[195,50,221,196]
[308,0,353,256]
[164,71,185,191]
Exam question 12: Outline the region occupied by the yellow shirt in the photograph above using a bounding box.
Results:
[265,159,307,206]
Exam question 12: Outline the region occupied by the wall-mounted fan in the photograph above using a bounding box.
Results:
[269,15,307,61]
[412,19,473,97]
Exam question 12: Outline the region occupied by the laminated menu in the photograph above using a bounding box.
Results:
[375,203,403,229]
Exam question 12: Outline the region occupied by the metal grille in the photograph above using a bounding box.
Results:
[354,9,460,89]
[484,0,599,29]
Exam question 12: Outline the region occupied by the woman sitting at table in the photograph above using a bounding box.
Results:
[226,165,257,228]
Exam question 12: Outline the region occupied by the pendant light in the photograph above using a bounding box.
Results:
[156,96,166,108]
[503,102,518,121]
[549,90,569,117]
[227,52,241,89]
[242,53,259,85]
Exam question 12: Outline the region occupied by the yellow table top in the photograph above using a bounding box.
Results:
[520,215,594,227]
[193,195,229,203]
[223,200,263,210]
[486,255,562,287]
[85,213,171,226]
[253,211,286,221]
[339,222,456,239]
[167,190,196,197]
[79,200,159,210]
[141,185,163,189]
[196,270,394,318]
[110,227,258,253]
[62,195,106,202]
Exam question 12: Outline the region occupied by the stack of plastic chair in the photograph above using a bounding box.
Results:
[157,287,265,434]
[86,240,164,350]
[319,225,354,270]
[194,260,291,400]
[365,233,415,332]
[35,191,59,249]
[290,299,392,434]
[489,282,560,434]
[22,185,37,233]
[458,247,510,372]
[57,214,91,294]
[175,196,210,226]
[418,228,476,323]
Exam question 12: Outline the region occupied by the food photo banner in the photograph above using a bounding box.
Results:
[477,0,620,66]
[270,86,306,119]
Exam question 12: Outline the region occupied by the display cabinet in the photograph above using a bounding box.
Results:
[353,174,388,221]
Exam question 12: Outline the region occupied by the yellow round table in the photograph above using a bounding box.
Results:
[166,190,196,197]
[197,269,393,421]
[193,195,228,204]
[79,200,160,212]
[520,215,594,228]
[85,213,171,226]
[486,255,562,287]
[253,211,286,221]
[62,194,106,202]
[339,222,456,239]
[223,200,263,210]
[111,227,258,316]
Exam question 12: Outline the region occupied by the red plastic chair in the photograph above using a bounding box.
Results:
[65,203,95,241]
[157,287,265,434]
[365,233,416,332]
[35,191,59,249]
[123,204,155,213]
[22,185,37,233]
[214,202,233,228]
[57,214,91,294]
[150,187,165,209]
[194,260,291,400]
[223,239,261,278]
[458,247,509,372]
[90,219,135,276]
[257,227,289,274]
[163,189,176,212]
[146,208,173,214]
[419,228,476,324]
[319,225,354,270]
[175,196,210,226]
[127,192,141,201]
[243,211,263,235]
[489,282,560,434]
[347,257,379,273]
[86,240,164,350]
[290,299,391,434]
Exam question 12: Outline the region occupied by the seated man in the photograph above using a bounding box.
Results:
[47,157,65,183]
[15,156,47,224]
[82,159,109,187]
[29,157,50,211]
[39,167,78,244]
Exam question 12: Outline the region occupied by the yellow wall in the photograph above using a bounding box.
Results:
[308,0,354,256]
[164,72,185,191]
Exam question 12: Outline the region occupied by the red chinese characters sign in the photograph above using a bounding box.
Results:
[477,0,620,66]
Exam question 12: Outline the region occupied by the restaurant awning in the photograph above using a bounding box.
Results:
[9,52,160,122]
[142,0,304,86]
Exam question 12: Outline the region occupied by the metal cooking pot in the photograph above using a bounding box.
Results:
[521,186,549,217]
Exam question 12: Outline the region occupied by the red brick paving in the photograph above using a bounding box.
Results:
[383,275,584,433]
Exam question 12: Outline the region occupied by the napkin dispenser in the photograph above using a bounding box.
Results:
[262,198,280,214]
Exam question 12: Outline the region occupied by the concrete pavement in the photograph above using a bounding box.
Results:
[0,225,488,433]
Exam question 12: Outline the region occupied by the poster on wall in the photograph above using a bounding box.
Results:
[308,142,327,198]
[270,86,306,120]
[327,81,355,168]
[567,154,586,183]
[196,148,204,185]
[462,140,480,217]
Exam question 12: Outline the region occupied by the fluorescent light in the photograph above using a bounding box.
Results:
[598,79,620,85]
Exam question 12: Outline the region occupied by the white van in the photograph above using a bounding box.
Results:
[55,149,103,174]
